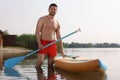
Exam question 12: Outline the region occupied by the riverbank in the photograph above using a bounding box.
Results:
[0,47,32,60]
[0,47,32,69]
[0,47,32,54]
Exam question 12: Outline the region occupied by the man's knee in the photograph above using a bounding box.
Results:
[35,62,43,69]
[48,58,54,67]
[48,62,54,69]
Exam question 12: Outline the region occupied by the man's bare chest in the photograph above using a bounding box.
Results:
[43,20,58,30]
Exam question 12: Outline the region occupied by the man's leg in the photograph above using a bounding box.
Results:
[48,57,55,77]
[35,53,45,80]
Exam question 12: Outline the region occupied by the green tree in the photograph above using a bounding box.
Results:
[16,34,37,49]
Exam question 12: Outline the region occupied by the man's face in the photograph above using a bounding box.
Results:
[48,6,57,16]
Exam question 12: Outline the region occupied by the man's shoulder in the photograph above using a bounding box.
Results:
[39,15,47,21]
[40,15,47,19]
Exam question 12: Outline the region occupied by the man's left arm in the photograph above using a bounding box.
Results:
[56,22,65,58]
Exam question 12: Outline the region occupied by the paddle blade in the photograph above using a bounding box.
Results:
[4,56,25,68]
[4,68,21,77]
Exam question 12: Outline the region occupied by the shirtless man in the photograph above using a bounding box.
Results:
[35,3,65,80]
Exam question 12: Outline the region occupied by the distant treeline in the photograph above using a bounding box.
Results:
[16,34,120,49]
[63,42,120,48]
[16,34,37,49]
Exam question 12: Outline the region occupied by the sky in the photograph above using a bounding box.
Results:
[0,0,120,43]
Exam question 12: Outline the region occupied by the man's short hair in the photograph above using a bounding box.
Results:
[49,3,58,8]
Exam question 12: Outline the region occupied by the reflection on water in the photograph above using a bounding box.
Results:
[55,68,107,80]
[1,66,107,80]
[0,48,112,80]
[4,68,21,77]
[0,59,107,80]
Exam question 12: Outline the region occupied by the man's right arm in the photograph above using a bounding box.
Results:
[35,18,43,49]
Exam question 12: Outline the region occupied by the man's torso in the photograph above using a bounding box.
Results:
[40,16,58,40]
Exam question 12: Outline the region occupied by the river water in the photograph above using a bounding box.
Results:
[0,48,120,80]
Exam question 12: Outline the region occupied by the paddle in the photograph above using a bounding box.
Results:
[4,28,81,68]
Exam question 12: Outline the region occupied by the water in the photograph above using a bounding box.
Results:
[0,48,120,80]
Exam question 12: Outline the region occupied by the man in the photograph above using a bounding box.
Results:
[35,3,65,80]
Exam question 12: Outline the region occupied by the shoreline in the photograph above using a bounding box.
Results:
[0,47,33,70]
[0,47,32,60]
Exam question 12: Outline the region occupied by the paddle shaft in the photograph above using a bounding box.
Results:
[26,28,81,57]
[4,28,80,68]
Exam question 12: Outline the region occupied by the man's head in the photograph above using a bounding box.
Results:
[48,3,58,16]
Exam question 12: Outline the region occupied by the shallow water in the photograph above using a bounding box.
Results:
[1,48,120,80]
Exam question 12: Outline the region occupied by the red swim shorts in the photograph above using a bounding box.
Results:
[38,40,57,58]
